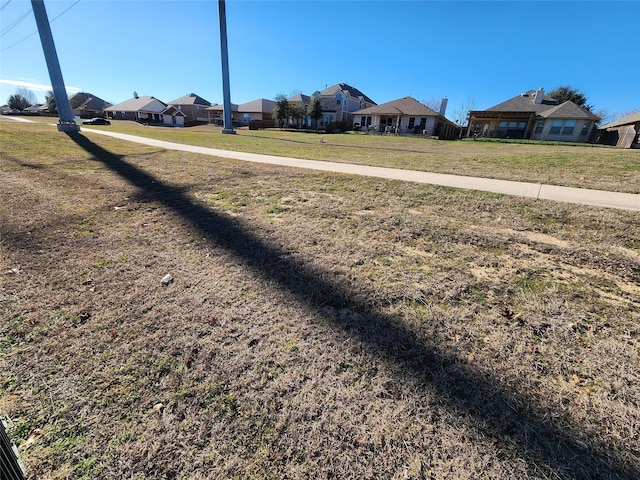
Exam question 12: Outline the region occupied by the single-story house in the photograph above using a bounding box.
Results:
[467,88,600,142]
[206,99,276,127]
[69,92,111,118]
[166,93,211,125]
[352,96,459,138]
[237,98,276,126]
[205,102,238,125]
[596,112,640,148]
[25,104,48,114]
[105,95,167,123]
[162,106,187,127]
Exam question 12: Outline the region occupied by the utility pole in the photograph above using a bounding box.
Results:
[218,0,235,134]
[31,0,79,132]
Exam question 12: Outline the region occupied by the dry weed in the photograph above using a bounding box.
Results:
[1,123,639,479]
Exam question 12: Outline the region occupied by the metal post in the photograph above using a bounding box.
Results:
[31,0,79,132]
[1,418,25,480]
[218,0,235,134]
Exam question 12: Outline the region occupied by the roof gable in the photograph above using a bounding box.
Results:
[105,96,167,113]
[473,88,600,122]
[318,83,376,105]
[538,101,600,120]
[206,103,238,112]
[69,92,111,111]
[168,93,211,106]
[162,106,186,116]
[486,90,559,113]
[288,94,311,103]
[599,112,640,129]
[238,98,276,113]
[353,96,438,116]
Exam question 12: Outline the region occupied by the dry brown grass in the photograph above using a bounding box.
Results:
[1,122,639,479]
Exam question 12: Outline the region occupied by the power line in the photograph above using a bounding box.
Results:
[2,1,80,52]
[0,1,12,12]
[1,9,32,37]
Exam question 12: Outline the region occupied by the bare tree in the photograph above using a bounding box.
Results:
[609,108,639,123]
[16,87,37,106]
[289,102,307,129]
[452,98,477,127]
[421,97,442,112]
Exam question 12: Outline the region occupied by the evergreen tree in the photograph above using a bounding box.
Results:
[45,90,57,114]
[548,86,592,111]
[308,96,323,131]
[7,94,30,111]
[272,94,289,128]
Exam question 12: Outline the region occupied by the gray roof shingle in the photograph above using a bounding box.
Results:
[238,98,276,113]
[353,96,439,116]
[318,83,376,105]
[474,89,600,121]
[600,112,640,129]
[105,96,167,113]
[167,93,211,106]
[486,90,558,113]
[538,101,600,120]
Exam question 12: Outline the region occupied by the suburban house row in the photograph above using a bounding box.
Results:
[101,83,638,147]
[8,83,638,147]
[100,83,460,139]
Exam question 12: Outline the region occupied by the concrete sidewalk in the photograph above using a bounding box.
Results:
[0,125,584,212]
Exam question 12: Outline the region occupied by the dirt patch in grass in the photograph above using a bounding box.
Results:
[1,122,639,479]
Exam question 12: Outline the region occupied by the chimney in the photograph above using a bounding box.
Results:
[439,96,448,117]
[534,87,544,104]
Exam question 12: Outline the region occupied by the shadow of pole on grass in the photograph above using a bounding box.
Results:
[67,132,636,480]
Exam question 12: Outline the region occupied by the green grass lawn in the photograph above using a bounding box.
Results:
[5,115,640,193]
[102,120,640,193]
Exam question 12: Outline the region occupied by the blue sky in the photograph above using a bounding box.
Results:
[1,0,639,121]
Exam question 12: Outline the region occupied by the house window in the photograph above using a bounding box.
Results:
[580,121,592,136]
[243,113,250,122]
[361,116,372,127]
[534,120,545,134]
[562,119,576,135]
[336,94,341,105]
[549,119,563,134]
[408,117,415,129]
[419,118,427,128]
